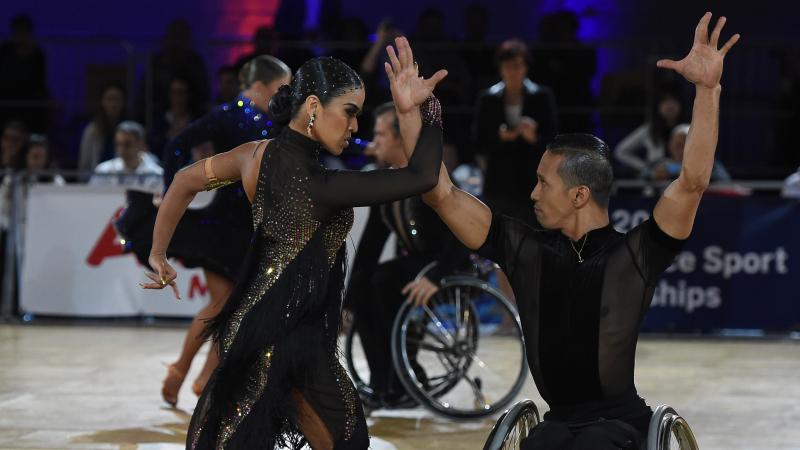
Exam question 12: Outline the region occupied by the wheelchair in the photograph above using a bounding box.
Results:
[482,400,699,450]
[344,256,528,419]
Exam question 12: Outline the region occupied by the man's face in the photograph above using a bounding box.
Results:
[530,151,576,229]
[499,56,527,90]
[372,112,406,167]
[1,127,25,156]
[26,145,48,170]
[115,131,142,166]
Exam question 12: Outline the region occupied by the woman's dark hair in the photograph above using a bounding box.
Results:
[495,39,530,67]
[269,56,363,129]
[239,55,292,90]
[649,89,685,145]
[95,82,127,136]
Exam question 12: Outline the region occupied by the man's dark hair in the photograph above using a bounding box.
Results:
[373,102,400,137]
[546,133,614,208]
[495,39,530,67]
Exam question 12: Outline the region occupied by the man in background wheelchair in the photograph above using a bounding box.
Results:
[344,102,472,408]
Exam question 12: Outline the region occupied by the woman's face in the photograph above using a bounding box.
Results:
[101,87,125,119]
[169,79,190,110]
[499,56,527,90]
[658,97,681,123]
[311,88,365,155]
[26,145,49,170]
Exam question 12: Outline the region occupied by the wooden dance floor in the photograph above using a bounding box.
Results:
[0,324,798,449]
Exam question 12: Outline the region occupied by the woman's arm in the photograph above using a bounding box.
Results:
[614,124,650,173]
[142,140,259,296]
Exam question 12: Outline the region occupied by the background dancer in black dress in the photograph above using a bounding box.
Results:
[143,38,448,449]
[119,55,291,406]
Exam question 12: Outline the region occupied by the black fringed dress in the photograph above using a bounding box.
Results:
[188,98,443,450]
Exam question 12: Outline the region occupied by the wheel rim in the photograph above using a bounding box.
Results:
[392,277,528,418]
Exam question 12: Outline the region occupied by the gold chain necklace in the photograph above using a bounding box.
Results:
[569,234,588,263]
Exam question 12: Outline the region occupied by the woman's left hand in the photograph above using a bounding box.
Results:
[384,36,448,114]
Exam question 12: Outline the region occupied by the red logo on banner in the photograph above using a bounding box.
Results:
[86,208,126,266]
[189,274,208,299]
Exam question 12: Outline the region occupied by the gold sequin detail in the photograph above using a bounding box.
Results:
[222,168,319,354]
[216,346,274,449]
[204,179,236,191]
[213,134,355,445]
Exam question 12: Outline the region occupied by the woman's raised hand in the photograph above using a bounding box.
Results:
[384,36,448,114]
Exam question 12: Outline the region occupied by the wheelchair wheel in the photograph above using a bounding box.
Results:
[647,405,699,450]
[391,276,527,418]
[343,321,417,408]
[482,399,541,450]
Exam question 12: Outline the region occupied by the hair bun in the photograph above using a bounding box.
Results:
[269,84,294,126]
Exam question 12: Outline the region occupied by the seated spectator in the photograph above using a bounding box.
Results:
[90,121,163,193]
[782,167,800,199]
[614,90,685,177]
[645,123,731,183]
[1,120,28,170]
[24,134,65,185]
[78,82,126,172]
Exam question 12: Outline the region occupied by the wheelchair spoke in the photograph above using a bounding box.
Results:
[461,371,489,409]
[423,304,457,345]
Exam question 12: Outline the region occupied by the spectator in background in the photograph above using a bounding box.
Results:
[330,17,369,70]
[472,39,558,217]
[646,124,731,183]
[531,11,597,133]
[359,20,400,109]
[214,65,240,105]
[233,25,277,71]
[411,8,470,106]
[0,15,48,132]
[149,77,198,158]
[614,90,685,177]
[147,20,209,119]
[1,120,28,170]
[78,82,126,172]
[24,134,65,185]
[90,121,162,193]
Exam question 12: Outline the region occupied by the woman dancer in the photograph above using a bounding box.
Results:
[143,38,446,449]
[119,55,291,406]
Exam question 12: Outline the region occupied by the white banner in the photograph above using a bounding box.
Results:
[20,185,387,318]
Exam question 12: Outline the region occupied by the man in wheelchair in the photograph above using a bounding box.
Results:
[345,102,471,407]
[407,13,738,449]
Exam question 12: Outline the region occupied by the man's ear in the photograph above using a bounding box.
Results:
[573,185,591,208]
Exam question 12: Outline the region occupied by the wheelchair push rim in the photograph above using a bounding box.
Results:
[391,276,528,419]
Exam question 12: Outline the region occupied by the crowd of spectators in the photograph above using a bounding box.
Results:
[0,6,798,197]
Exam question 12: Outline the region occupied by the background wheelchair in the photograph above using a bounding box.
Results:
[344,256,528,419]
[482,399,699,450]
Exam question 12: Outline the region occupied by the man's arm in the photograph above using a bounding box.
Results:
[652,12,739,239]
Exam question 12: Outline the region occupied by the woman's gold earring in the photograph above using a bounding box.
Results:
[307,112,316,136]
